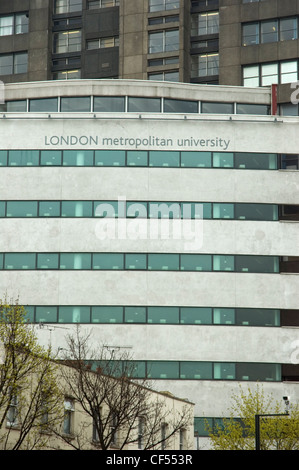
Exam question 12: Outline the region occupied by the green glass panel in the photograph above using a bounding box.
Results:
[37,253,59,269]
[0,202,5,217]
[147,361,179,379]
[214,363,235,379]
[8,150,39,166]
[213,255,234,271]
[235,255,279,273]
[149,202,182,219]
[213,152,234,168]
[213,203,234,219]
[61,201,93,217]
[149,151,180,167]
[181,151,211,168]
[91,306,123,323]
[127,151,148,166]
[148,253,179,270]
[60,253,91,269]
[180,362,213,379]
[213,308,235,324]
[4,253,35,269]
[0,151,7,166]
[36,306,58,323]
[235,203,278,221]
[58,306,90,323]
[147,306,179,324]
[6,201,38,217]
[126,202,148,218]
[180,254,212,271]
[39,201,61,217]
[24,306,35,322]
[125,254,147,270]
[63,150,93,166]
[92,253,124,270]
[124,307,146,323]
[180,307,212,324]
[95,150,125,166]
[40,150,62,166]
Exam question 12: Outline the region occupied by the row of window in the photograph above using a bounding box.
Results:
[90,360,282,382]
[243,60,299,87]
[0,149,282,170]
[0,12,29,36]
[0,200,281,222]
[0,95,271,115]
[0,253,280,273]
[242,17,298,47]
[24,305,280,326]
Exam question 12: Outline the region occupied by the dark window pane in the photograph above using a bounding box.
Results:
[236,103,270,115]
[60,96,91,112]
[29,98,58,112]
[180,254,212,271]
[237,363,281,381]
[180,362,213,379]
[201,102,234,114]
[93,96,125,112]
[236,308,280,326]
[164,98,198,113]
[128,97,161,113]
[235,203,278,221]
[235,255,279,273]
[235,152,277,170]
[6,100,27,112]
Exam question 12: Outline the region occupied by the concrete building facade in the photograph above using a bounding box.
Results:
[0,79,298,447]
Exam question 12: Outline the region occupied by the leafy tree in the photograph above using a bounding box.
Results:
[207,384,299,450]
[0,297,64,450]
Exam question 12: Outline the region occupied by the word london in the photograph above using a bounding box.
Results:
[44,134,231,150]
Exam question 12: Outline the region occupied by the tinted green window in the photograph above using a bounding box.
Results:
[214,363,235,379]
[164,98,198,113]
[0,151,7,166]
[180,307,212,324]
[61,201,93,217]
[213,152,234,168]
[149,201,181,219]
[92,253,124,270]
[148,254,179,270]
[182,202,206,219]
[147,361,179,379]
[37,253,59,269]
[124,307,146,323]
[127,151,148,166]
[126,201,148,218]
[60,253,91,269]
[24,306,34,322]
[29,98,58,112]
[94,201,123,218]
[58,306,90,323]
[201,102,234,114]
[180,362,213,379]
[39,201,61,217]
[235,255,279,273]
[213,255,234,271]
[63,150,93,166]
[36,306,58,323]
[194,417,212,437]
[125,254,147,270]
[60,97,91,112]
[91,306,123,323]
[95,150,125,166]
[180,254,212,271]
[0,254,3,269]
[214,308,235,324]
[149,151,180,167]
[93,96,125,113]
[235,203,278,221]
[181,151,211,168]
[235,152,277,170]
[6,201,38,217]
[4,253,35,269]
[148,306,179,324]
[40,150,62,166]
[8,150,39,166]
[236,103,270,115]
[125,361,146,378]
[0,202,5,217]
[213,203,234,219]
[6,100,27,112]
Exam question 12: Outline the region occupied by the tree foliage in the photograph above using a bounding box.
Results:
[0,297,63,450]
[207,384,299,450]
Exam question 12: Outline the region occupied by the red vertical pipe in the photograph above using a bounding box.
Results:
[271,84,278,115]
